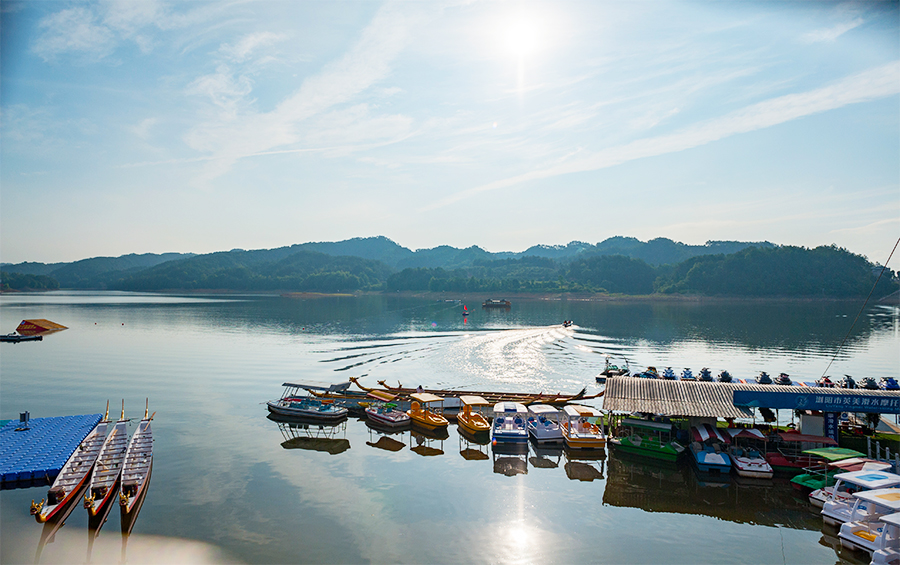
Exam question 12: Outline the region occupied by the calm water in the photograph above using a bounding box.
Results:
[1,291,898,564]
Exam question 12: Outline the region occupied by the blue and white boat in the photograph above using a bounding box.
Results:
[697,368,713,382]
[267,396,348,422]
[822,469,900,526]
[492,402,528,444]
[688,423,732,473]
[526,404,563,443]
[661,367,676,380]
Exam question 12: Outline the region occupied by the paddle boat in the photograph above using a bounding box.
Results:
[267,395,349,422]
[609,418,683,461]
[688,423,731,474]
[765,431,838,475]
[821,469,900,526]
[31,406,110,523]
[790,447,866,494]
[809,459,893,508]
[526,404,564,443]
[491,402,528,444]
[839,489,900,556]
[119,401,154,519]
[725,428,773,479]
[407,392,449,430]
[560,405,605,449]
[364,390,411,429]
[84,403,129,517]
[456,395,491,435]
[871,512,900,565]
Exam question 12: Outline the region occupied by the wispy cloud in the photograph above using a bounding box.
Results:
[801,17,864,43]
[33,7,116,61]
[424,61,900,210]
[219,31,286,62]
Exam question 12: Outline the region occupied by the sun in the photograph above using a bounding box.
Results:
[504,18,538,57]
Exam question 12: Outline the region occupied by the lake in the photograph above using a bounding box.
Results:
[1,291,898,564]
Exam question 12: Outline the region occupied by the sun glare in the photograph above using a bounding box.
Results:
[504,18,538,56]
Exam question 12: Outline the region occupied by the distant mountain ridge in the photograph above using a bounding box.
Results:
[1,236,775,290]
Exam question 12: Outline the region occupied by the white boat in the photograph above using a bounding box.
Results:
[491,402,528,444]
[526,404,563,443]
[871,512,900,565]
[119,402,154,517]
[560,405,605,450]
[821,470,900,526]
[808,459,892,508]
[364,390,410,429]
[725,428,773,479]
[839,489,900,556]
[30,410,110,523]
[84,405,129,517]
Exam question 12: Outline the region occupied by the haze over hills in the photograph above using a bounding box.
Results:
[2,236,895,299]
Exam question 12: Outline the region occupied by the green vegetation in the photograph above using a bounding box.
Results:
[1,271,60,291]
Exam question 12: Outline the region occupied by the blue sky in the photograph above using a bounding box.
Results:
[1,1,898,265]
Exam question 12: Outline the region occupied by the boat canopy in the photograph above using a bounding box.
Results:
[620,418,673,432]
[528,404,561,416]
[411,392,444,404]
[691,423,729,444]
[494,402,528,414]
[725,427,766,440]
[776,432,838,445]
[367,390,397,402]
[831,470,900,490]
[563,405,601,418]
[830,458,893,472]
[852,488,900,511]
[282,381,352,392]
[801,447,864,461]
[459,395,490,407]
[882,512,900,528]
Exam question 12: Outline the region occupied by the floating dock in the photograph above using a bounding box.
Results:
[0,413,102,488]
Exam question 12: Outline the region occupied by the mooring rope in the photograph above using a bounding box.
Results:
[820,237,900,379]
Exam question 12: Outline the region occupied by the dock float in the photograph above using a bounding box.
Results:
[0,413,102,489]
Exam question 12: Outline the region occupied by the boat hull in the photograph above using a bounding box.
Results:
[267,400,348,422]
[609,438,681,462]
[457,413,490,435]
[365,407,410,429]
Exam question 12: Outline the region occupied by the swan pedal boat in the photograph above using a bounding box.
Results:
[364,390,411,429]
[30,417,110,523]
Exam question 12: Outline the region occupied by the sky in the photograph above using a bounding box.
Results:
[1,0,898,265]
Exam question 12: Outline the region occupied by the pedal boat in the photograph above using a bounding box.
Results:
[407,392,449,430]
[456,395,491,435]
[821,469,900,526]
[725,428,773,479]
[491,402,528,444]
[119,402,154,518]
[364,390,411,429]
[30,412,110,523]
[609,418,684,462]
[267,396,348,422]
[688,424,731,473]
[560,405,605,450]
[839,489,900,556]
[84,405,129,517]
[809,459,892,508]
[526,404,564,443]
[870,512,900,565]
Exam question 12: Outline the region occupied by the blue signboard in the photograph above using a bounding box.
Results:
[823,412,839,442]
[732,389,900,414]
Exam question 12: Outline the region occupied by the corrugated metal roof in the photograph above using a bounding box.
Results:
[603,378,751,418]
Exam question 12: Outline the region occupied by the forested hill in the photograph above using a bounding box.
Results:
[1,238,896,298]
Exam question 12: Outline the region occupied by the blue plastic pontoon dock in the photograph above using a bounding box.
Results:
[0,413,102,488]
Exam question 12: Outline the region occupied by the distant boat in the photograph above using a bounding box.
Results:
[482,299,511,308]
[0,333,42,343]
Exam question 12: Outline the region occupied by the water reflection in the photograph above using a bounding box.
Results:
[563,449,606,482]
[270,414,350,455]
[492,443,528,476]
[410,429,445,456]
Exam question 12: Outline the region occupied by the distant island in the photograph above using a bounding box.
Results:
[2,236,897,299]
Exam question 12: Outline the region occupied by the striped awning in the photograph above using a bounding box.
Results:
[603,378,751,419]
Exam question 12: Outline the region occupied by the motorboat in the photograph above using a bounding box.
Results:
[688,423,731,474]
[456,395,491,435]
[821,469,900,526]
[364,390,411,429]
[870,512,900,565]
[697,368,713,382]
[837,375,856,389]
[526,404,563,443]
[30,409,110,523]
[491,402,528,444]
[839,489,900,556]
[880,377,900,391]
[756,372,773,385]
[816,376,836,388]
[407,392,449,430]
[609,417,684,462]
[726,428,773,479]
[861,377,880,390]
[661,367,676,380]
[683,368,698,381]
[635,367,659,379]
[119,401,154,518]
[717,370,733,383]
[809,459,893,507]
[560,405,606,450]
[267,396,348,422]
[84,404,129,517]
[596,357,629,382]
